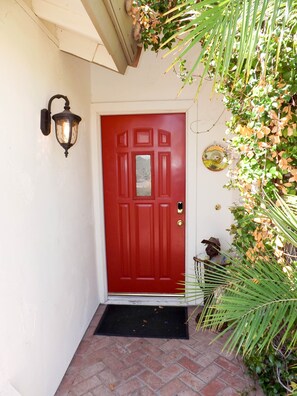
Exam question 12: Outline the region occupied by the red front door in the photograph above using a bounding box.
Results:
[101,113,185,294]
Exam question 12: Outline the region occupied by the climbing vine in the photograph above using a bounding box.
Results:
[127,0,189,58]
[219,26,297,258]
[128,3,297,393]
[130,1,297,259]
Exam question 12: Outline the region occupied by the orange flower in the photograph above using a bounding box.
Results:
[239,125,254,137]
[279,157,290,170]
[261,126,271,136]
[257,130,265,139]
[258,142,269,148]
[289,169,297,182]
[287,127,294,136]
[269,110,279,120]
[258,105,265,113]
[270,135,280,144]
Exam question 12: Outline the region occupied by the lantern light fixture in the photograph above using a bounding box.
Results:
[40,94,81,157]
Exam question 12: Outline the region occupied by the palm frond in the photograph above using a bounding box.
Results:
[184,193,297,357]
[260,194,297,247]
[162,0,297,88]
[195,256,297,356]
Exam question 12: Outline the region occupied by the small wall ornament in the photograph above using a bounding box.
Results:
[202,144,228,172]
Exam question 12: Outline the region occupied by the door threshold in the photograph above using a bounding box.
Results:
[109,293,184,297]
[105,294,195,306]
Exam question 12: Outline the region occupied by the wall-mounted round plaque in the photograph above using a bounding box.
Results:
[202,145,228,171]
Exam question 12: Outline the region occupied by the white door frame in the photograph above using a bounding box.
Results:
[91,100,200,305]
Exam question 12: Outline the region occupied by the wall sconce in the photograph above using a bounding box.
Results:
[40,94,81,157]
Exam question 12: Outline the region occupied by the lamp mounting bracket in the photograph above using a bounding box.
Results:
[40,94,70,136]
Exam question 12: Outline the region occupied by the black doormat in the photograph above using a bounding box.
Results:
[94,304,189,339]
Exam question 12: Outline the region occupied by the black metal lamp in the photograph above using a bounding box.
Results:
[40,94,82,157]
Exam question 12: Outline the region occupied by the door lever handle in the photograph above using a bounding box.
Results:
[177,201,183,214]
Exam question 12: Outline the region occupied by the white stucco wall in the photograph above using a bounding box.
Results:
[91,50,237,302]
[0,1,98,395]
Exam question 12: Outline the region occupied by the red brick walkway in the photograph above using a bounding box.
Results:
[55,305,264,396]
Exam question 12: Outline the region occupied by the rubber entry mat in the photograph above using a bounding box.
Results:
[94,304,189,339]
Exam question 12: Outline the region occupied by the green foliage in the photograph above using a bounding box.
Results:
[194,256,297,357]
[221,32,297,193]
[244,346,297,395]
[220,21,297,254]
[131,1,187,51]
[229,205,259,249]
[133,3,297,394]
[162,0,297,90]
[189,194,297,394]
[260,194,297,247]
[132,3,297,233]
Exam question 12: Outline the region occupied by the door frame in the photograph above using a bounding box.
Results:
[91,100,200,305]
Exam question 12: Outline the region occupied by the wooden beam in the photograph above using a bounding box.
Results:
[103,0,139,65]
[81,0,139,74]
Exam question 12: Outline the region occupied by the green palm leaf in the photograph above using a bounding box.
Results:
[162,0,297,89]
[260,194,297,247]
[186,194,297,356]
[194,256,297,356]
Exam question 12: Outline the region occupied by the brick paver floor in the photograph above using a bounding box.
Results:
[55,305,264,396]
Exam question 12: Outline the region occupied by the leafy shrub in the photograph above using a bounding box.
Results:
[244,346,297,395]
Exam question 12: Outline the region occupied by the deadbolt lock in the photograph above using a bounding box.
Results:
[177,219,184,227]
[177,201,184,214]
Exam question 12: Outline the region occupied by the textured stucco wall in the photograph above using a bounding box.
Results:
[0,1,98,395]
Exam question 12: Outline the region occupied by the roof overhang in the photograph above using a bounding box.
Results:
[31,0,140,74]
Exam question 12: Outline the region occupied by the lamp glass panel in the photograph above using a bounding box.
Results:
[71,121,79,144]
[56,118,78,145]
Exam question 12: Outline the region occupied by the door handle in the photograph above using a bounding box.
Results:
[177,219,184,227]
[177,201,183,214]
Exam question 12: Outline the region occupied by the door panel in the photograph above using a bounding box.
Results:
[101,113,185,294]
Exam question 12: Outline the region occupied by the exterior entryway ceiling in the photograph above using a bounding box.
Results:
[31,0,139,73]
